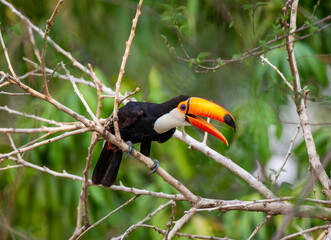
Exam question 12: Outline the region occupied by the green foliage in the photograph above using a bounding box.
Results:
[230,98,282,166]
[0,0,330,239]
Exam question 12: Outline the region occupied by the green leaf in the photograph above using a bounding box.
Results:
[197,52,211,60]
[232,54,241,59]
[160,34,167,41]
[255,2,268,9]
[242,4,253,11]
[217,57,223,66]
[189,58,196,68]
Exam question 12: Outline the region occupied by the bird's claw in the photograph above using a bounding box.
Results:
[124,141,134,158]
[148,159,159,174]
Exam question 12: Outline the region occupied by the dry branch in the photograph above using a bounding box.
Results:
[284,0,330,194]
[113,0,143,137]
[41,0,65,97]
[74,195,140,240]
[260,55,293,91]
[123,224,233,240]
[247,215,272,240]
[272,124,301,185]
[166,210,196,239]
[1,0,330,238]
[176,15,331,72]
[113,200,172,240]
[173,130,275,199]
[0,105,68,126]
[279,224,330,240]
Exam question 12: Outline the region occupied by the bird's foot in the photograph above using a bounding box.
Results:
[124,141,134,158]
[148,158,159,174]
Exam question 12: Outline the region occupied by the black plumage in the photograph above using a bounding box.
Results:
[92,95,189,187]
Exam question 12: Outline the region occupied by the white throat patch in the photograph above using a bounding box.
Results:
[154,108,190,133]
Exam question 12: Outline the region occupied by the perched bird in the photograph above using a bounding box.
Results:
[92,95,235,187]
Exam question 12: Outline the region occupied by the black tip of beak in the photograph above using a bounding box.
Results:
[224,114,236,131]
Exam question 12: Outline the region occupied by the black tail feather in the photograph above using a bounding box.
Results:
[92,143,123,187]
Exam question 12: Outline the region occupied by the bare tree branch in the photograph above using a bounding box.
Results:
[247,215,273,240]
[41,0,65,97]
[0,128,89,161]
[0,30,17,78]
[166,210,196,239]
[118,224,233,240]
[1,0,330,238]
[272,125,300,185]
[0,105,68,126]
[113,0,143,137]
[284,0,330,194]
[175,14,331,72]
[173,130,275,199]
[0,125,84,134]
[88,64,103,119]
[74,195,140,240]
[260,55,293,91]
[113,200,172,240]
[62,62,99,123]
[279,224,330,240]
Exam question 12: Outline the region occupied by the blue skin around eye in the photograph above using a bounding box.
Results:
[180,104,186,111]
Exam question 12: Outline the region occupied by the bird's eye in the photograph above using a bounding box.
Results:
[180,104,186,111]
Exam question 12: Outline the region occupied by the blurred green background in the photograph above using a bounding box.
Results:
[0,0,331,239]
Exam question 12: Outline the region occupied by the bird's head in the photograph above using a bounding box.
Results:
[154,96,235,146]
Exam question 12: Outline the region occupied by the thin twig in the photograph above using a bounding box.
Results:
[19,132,54,149]
[0,81,11,89]
[0,91,31,96]
[175,15,331,72]
[62,62,99,123]
[177,31,190,59]
[0,29,17,78]
[83,135,99,225]
[166,210,196,240]
[247,215,272,240]
[113,200,172,240]
[272,125,300,185]
[118,87,140,105]
[260,55,293,91]
[74,195,140,240]
[227,9,249,52]
[4,133,84,183]
[23,57,122,99]
[88,64,103,119]
[25,24,41,63]
[202,118,210,145]
[0,128,89,161]
[281,120,331,126]
[0,164,24,171]
[72,134,99,239]
[0,105,66,127]
[0,125,85,134]
[41,0,65,97]
[123,224,232,240]
[113,0,143,137]
[165,201,177,239]
[279,224,330,240]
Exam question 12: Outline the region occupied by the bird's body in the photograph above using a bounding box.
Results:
[92,95,235,187]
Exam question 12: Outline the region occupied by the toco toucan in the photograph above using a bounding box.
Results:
[92,95,235,187]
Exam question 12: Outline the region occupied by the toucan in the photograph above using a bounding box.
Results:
[92,95,235,187]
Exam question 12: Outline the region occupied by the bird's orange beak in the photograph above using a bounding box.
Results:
[177,97,235,146]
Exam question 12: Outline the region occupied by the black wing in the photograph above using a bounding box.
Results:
[118,102,144,128]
